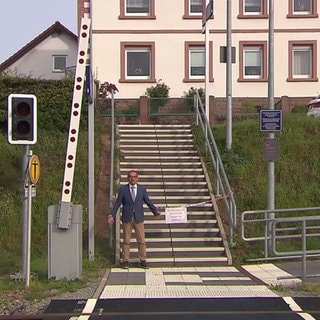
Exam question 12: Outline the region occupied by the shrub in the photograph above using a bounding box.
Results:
[0,75,88,133]
[183,87,205,107]
[145,80,170,112]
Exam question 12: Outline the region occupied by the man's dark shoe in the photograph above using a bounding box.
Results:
[139,260,148,269]
[121,261,129,269]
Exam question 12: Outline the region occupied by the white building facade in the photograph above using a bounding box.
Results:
[80,0,319,101]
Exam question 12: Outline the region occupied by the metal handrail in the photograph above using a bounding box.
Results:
[193,91,237,244]
[241,207,320,282]
[108,89,121,264]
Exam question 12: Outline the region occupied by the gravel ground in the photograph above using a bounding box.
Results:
[0,274,103,317]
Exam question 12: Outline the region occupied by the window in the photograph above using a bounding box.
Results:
[127,49,150,77]
[119,0,155,18]
[244,47,262,77]
[245,0,262,13]
[239,41,267,81]
[53,55,66,72]
[183,0,204,19]
[288,41,317,81]
[238,0,268,18]
[288,0,317,17]
[120,42,155,82]
[294,0,311,13]
[190,0,203,15]
[126,0,149,14]
[190,47,205,77]
[184,42,213,82]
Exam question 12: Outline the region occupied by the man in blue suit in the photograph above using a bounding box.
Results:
[107,170,161,268]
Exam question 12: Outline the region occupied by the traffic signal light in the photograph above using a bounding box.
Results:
[8,94,37,145]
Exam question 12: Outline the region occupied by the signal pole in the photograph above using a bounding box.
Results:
[7,93,37,280]
[22,145,29,277]
[267,0,275,252]
[226,0,232,150]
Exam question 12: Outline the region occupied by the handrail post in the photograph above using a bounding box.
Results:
[302,220,306,283]
[109,89,115,250]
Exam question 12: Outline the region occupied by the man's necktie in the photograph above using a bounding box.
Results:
[131,186,136,201]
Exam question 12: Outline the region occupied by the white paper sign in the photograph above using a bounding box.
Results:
[165,206,187,224]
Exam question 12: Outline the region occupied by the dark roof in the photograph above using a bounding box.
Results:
[0,21,78,72]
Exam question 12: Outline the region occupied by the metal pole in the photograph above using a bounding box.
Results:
[109,89,115,249]
[25,150,32,289]
[88,82,95,261]
[226,0,232,150]
[22,145,29,277]
[205,0,210,123]
[88,1,95,261]
[302,220,306,283]
[267,0,275,251]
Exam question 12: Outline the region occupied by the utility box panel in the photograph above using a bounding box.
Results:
[47,204,82,280]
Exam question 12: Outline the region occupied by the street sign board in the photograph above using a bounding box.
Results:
[263,138,279,161]
[220,46,236,63]
[260,110,282,132]
[28,155,40,184]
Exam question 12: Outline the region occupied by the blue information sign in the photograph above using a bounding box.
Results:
[260,110,282,132]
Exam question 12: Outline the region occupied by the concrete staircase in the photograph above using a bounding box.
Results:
[117,124,231,267]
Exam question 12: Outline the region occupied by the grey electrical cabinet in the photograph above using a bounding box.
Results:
[47,204,82,280]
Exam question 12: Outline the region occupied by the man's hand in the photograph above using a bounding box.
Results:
[107,215,114,224]
[154,212,161,220]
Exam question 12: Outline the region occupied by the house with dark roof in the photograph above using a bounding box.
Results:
[0,21,78,80]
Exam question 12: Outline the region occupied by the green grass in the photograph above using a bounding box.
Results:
[207,114,320,263]
[212,114,320,212]
[0,114,111,297]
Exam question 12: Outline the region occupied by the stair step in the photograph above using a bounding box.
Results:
[121,142,194,146]
[121,150,198,154]
[120,134,194,139]
[120,174,206,179]
[143,215,216,221]
[118,128,192,132]
[145,257,229,266]
[120,238,222,245]
[143,219,217,224]
[120,167,202,175]
[134,181,207,186]
[149,195,211,200]
[119,125,191,130]
[116,123,229,267]
[119,127,192,130]
[138,237,223,242]
[123,156,200,160]
[120,139,194,143]
[121,161,202,166]
[128,247,224,253]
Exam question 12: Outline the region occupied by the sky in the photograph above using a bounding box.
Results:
[0,0,77,64]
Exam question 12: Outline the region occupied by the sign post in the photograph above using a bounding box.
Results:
[25,152,40,289]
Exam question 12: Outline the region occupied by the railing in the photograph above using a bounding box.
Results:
[108,89,122,264]
[148,97,194,116]
[241,207,320,282]
[193,91,237,244]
